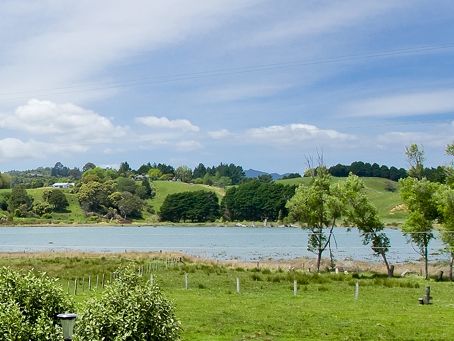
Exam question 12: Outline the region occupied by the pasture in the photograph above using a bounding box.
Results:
[0,252,452,340]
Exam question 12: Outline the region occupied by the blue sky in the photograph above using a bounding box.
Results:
[0,0,453,173]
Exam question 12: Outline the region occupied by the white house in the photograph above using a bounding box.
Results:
[51,182,75,189]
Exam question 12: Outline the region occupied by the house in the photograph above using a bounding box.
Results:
[51,182,75,189]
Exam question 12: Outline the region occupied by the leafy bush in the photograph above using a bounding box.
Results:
[0,267,74,340]
[75,267,180,340]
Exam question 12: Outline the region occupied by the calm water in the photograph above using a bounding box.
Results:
[0,226,446,263]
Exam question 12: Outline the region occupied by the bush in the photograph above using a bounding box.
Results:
[75,267,180,340]
[0,267,74,340]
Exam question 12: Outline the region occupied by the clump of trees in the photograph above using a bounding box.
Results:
[221,179,295,222]
[77,167,154,221]
[160,191,220,222]
[328,161,407,181]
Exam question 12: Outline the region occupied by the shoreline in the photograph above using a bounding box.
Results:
[0,250,448,278]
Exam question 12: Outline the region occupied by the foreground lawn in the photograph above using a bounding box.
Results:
[0,253,452,340]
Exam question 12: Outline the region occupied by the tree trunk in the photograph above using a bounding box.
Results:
[450,253,454,281]
[424,243,429,280]
[381,252,393,277]
[316,250,322,272]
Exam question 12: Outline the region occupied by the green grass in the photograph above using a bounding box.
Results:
[0,253,452,340]
[149,180,225,212]
[277,177,406,225]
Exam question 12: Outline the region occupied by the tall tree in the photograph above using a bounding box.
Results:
[342,174,393,276]
[286,166,344,272]
[400,177,439,279]
[405,144,425,179]
[437,185,454,280]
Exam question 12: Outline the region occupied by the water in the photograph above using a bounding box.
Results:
[0,226,447,263]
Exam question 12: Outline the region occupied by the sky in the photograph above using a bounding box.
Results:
[0,0,454,174]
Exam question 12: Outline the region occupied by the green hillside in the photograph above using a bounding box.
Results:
[0,177,405,225]
[149,180,225,212]
[277,177,406,225]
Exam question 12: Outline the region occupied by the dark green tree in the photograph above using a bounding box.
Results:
[43,189,69,212]
[9,186,33,216]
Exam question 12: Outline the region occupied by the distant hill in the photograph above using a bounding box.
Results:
[244,169,285,180]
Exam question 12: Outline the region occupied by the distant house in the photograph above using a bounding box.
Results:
[51,182,75,189]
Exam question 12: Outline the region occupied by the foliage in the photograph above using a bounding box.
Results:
[78,180,114,213]
[222,180,295,221]
[342,174,392,275]
[9,185,33,216]
[116,176,137,193]
[160,191,220,222]
[43,188,69,212]
[282,173,301,180]
[0,172,11,189]
[148,168,163,180]
[109,191,144,219]
[175,165,193,183]
[405,144,425,180]
[286,166,345,271]
[75,267,180,341]
[400,176,440,279]
[328,162,407,181]
[0,267,74,340]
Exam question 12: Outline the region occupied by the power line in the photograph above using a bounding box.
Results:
[1,42,454,102]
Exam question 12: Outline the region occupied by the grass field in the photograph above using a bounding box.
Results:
[0,252,452,340]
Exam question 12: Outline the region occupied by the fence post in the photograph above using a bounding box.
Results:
[184,273,188,289]
[354,281,359,300]
[236,277,240,294]
[293,280,297,296]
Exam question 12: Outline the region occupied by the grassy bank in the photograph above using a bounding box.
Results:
[0,252,452,340]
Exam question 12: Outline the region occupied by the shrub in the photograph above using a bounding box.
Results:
[75,267,180,340]
[0,267,74,340]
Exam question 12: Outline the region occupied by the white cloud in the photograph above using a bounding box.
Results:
[246,123,355,145]
[0,1,257,106]
[136,116,199,132]
[208,129,233,139]
[0,99,126,143]
[0,138,87,162]
[343,89,454,117]
[377,128,454,148]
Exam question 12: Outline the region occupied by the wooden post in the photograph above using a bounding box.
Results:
[96,275,99,290]
[67,280,70,295]
[185,273,188,289]
[293,280,297,296]
[102,274,105,288]
[82,277,85,292]
[150,274,154,285]
[88,276,91,291]
[236,277,240,294]
[73,279,77,295]
[354,281,359,300]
